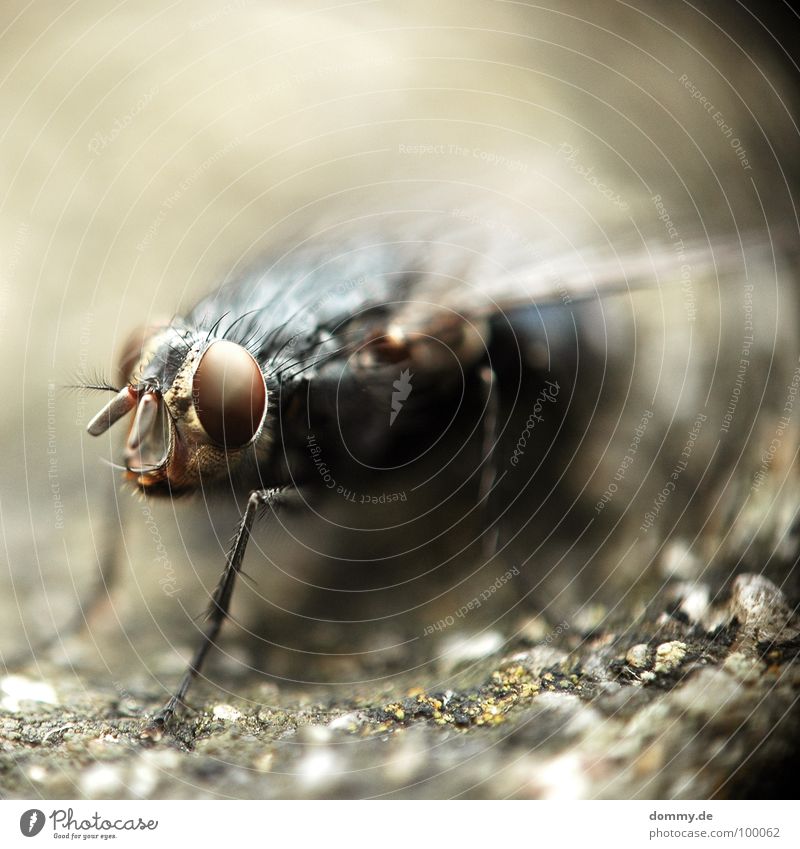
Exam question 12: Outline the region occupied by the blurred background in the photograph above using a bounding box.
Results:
[1,0,799,712]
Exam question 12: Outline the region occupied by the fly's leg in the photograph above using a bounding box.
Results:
[477,365,500,562]
[144,486,286,734]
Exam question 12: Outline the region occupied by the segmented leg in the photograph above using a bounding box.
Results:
[145,486,285,733]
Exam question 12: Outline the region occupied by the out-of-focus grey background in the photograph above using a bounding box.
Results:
[1,0,798,798]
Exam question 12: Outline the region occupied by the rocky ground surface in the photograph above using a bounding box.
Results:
[1,573,797,799]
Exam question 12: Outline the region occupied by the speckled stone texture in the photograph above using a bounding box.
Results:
[1,573,797,799]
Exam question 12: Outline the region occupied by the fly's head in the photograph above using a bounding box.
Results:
[86,324,269,495]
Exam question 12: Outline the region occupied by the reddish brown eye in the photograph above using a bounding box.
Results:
[192,341,267,447]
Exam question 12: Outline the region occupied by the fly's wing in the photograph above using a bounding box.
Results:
[385,231,783,338]
[186,215,785,400]
[339,230,772,379]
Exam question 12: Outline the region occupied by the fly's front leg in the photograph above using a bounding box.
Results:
[144,486,287,735]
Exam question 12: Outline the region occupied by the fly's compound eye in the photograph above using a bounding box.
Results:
[192,340,267,448]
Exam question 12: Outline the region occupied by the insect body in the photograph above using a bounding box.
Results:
[85,221,739,728]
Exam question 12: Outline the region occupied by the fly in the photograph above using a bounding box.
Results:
[80,224,734,733]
